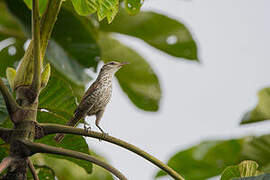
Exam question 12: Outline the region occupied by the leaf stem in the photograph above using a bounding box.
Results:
[31,0,41,95]
[20,140,128,180]
[39,123,185,180]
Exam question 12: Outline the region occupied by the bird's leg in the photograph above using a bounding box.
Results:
[82,115,91,132]
[95,110,108,140]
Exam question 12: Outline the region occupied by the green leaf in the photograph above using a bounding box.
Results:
[35,166,55,180]
[36,76,92,173]
[46,41,92,87]
[235,174,270,180]
[27,165,55,180]
[98,34,161,111]
[156,134,270,180]
[100,9,198,60]
[155,139,244,180]
[0,2,22,31]
[71,0,119,23]
[32,152,113,180]
[221,160,261,180]
[124,0,142,15]
[23,0,48,16]
[241,88,270,125]
[52,8,100,69]
[0,39,25,77]
[4,1,101,70]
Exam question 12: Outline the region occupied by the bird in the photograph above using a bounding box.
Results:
[54,61,128,143]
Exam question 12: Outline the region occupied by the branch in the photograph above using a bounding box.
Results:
[0,78,20,116]
[39,124,185,180]
[31,0,41,95]
[27,158,39,180]
[20,140,127,180]
[0,157,13,174]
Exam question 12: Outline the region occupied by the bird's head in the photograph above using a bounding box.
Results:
[100,61,129,75]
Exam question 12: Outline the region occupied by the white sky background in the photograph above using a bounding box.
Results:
[85,0,270,179]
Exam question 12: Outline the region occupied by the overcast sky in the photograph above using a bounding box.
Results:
[85,0,270,179]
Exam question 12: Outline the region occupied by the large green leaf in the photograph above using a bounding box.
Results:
[32,152,113,180]
[156,139,244,180]
[100,9,198,60]
[36,76,92,173]
[46,41,92,87]
[71,0,119,23]
[23,0,48,16]
[221,160,261,180]
[235,174,270,180]
[156,134,270,180]
[241,88,270,125]
[52,8,100,69]
[98,34,161,111]
[4,0,100,70]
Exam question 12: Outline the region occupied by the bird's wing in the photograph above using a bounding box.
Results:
[75,80,99,113]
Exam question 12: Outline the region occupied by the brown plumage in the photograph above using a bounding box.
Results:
[54,61,128,143]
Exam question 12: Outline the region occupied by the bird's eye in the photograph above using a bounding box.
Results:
[109,62,115,65]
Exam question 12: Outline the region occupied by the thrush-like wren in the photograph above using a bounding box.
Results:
[54,61,128,143]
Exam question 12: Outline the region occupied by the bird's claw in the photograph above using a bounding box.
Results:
[83,124,91,132]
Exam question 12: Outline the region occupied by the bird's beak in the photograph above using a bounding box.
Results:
[119,62,129,66]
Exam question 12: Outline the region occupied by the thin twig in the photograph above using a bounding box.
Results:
[0,157,13,174]
[0,78,20,117]
[20,140,127,180]
[39,123,185,180]
[31,0,41,94]
[27,158,39,180]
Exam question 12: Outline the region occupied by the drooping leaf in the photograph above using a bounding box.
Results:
[156,134,270,180]
[4,0,32,36]
[100,9,198,60]
[36,76,92,173]
[221,160,261,180]
[52,8,100,69]
[156,139,244,180]
[32,151,113,180]
[98,34,161,111]
[46,41,92,87]
[235,174,270,180]
[241,88,270,125]
[124,0,142,15]
[23,0,48,16]
[71,0,119,23]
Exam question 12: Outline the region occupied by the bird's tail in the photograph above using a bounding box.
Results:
[54,109,84,143]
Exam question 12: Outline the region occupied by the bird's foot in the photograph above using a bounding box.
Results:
[83,124,91,132]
